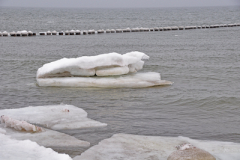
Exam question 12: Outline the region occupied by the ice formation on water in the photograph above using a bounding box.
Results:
[73,134,240,160]
[36,51,172,88]
[0,133,72,160]
[0,124,90,148]
[0,104,107,130]
[37,72,172,88]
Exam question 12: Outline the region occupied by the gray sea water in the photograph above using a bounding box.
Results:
[0,6,240,157]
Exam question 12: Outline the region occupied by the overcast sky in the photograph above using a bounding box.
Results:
[0,0,239,8]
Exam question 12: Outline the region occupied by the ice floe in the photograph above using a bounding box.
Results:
[37,72,172,88]
[0,124,90,148]
[36,51,172,88]
[0,133,72,160]
[0,104,107,130]
[73,133,240,160]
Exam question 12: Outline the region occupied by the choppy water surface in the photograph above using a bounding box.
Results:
[0,6,240,157]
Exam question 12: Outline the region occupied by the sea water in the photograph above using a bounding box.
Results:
[0,6,240,157]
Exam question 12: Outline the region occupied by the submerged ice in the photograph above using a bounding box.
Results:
[73,134,240,160]
[36,51,172,88]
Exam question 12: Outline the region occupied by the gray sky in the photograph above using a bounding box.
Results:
[0,0,240,8]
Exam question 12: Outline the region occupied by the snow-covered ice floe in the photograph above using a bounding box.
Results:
[0,104,107,130]
[36,51,172,88]
[73,133,240,160]
[0,133,72,160]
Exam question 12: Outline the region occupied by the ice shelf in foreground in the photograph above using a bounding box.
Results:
[73,133,240,160]
[0,104,107,130]
[0,124,90,148]
[37,72,172,88]
[36,51,172,88]
[0,133,72,160]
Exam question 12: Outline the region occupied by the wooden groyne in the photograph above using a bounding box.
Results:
[1,23,240,37]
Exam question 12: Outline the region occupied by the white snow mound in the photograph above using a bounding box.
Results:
[0,133,72,160]
[73,133,240,160]
[37,51,149,78]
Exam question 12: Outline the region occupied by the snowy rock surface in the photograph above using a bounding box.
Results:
[73,133,240,160]
[37,72,172,88]
[0,133,72,160]
[0,104,107,130]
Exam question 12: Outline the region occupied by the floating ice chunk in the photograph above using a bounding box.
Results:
[0,133,72,160]
[37,72,172,88]
[0,104,107,130]
[37,51,148,78]
[0,124,90,148]
[96,66,129,76]
[73,134,240,160]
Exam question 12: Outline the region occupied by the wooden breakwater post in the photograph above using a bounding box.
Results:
[83,30,87,35]
[88,30,95,34]
[65,30,69,35]
[179,26,184,30]
[70,30,75,35]
[116,29,123,33]
[46,31,51,35]
[171,26,179,30]
[123,28,131,32]
[39,32,46,35]
[97,29,104,34]
[10,31,16,36]
[28,31,33,36]
[2,31,8,36]
[52,30,57,35]
[59,31,64,35]
[76,30,81,35]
